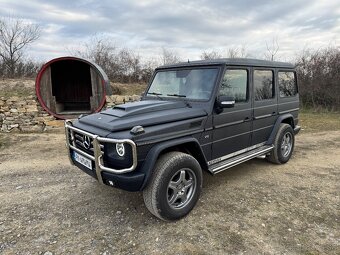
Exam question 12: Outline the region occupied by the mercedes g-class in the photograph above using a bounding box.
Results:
[65,58,300,221]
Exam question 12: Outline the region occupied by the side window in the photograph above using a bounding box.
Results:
[278,71,297,97]
[254,70,274,101]
[219,69,248,103]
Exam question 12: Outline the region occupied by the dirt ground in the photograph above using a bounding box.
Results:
[0,130,339,255]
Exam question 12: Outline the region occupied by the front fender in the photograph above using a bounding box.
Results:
[139,137,206,190]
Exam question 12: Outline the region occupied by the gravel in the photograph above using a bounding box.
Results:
[0,131,339,254]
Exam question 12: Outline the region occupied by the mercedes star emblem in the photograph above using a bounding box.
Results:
[83,135,91,149]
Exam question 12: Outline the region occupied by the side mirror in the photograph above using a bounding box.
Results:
[217,95,235,108]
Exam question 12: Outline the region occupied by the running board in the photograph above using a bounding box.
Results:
[209,145,274,174]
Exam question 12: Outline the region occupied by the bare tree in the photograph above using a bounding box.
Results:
[73,36,149,83]
[0,16,41,78]
[201,46,249,60]
[200,50,222,60]
[265,38,279,61]
[296,46,340,110]
[161,47,181,65]
[227,48,239,58]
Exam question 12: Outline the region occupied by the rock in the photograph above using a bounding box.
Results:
[25,106,38,112]
[20,125,43,132]
[43,252,53,255]
[9,124,19,129]
[10,127,20,133]
[1,106,9,112]
[0,100,5,106]
[1,124,8,132]
[14,119,23,124]
[8,96,19,102]
[133,95,141,101]
[17,107,27,113]
[16,186,23,190]
[16,100,27,106]
[115,96,125,104]
[26,100,37,104]
[105,95,113,103]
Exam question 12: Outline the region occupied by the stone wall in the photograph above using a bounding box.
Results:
[0,95,140,132]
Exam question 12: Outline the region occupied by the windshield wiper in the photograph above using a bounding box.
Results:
[166,93,187,98]
[147,92,163,100]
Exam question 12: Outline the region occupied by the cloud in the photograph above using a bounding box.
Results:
[0,0,339,61]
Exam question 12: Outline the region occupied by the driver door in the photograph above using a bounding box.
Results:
[212,67,252,160]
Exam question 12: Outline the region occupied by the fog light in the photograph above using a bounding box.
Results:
[116,143,125,157]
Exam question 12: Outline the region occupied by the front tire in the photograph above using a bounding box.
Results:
[267,123,295,164]
[143,152,203,221]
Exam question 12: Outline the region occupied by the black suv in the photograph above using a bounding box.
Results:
[65,58,300,221]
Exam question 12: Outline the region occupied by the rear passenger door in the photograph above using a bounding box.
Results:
[251,68,277,145]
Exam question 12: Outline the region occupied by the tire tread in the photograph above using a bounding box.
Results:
[143,151,202,221]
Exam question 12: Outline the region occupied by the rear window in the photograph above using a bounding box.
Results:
[278,71,297,97]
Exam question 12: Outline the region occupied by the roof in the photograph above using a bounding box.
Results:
[157,58,295,69]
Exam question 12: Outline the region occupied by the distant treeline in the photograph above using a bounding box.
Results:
[0,42,339,110]
[295,47,340,110]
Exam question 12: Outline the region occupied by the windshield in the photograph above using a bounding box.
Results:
[147,68,219,100]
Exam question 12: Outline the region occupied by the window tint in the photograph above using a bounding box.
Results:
[219,69,248,102]
[254,70,274,100]
[278,71,297,97]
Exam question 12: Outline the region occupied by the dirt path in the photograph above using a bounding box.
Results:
[0,131,339,254]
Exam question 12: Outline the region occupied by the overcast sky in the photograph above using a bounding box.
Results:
[0,0,339,62]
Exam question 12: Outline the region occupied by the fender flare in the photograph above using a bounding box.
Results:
[139,137,207,190]
[266,113,295,145]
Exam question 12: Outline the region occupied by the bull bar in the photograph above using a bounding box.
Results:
[64,120,138,184]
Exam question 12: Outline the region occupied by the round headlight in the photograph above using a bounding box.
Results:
[116,143,125,157]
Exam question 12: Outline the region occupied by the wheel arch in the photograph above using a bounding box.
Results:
[267,114,295,145]
[139,137,208,190]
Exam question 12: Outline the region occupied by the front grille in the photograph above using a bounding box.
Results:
[72,131,104,156]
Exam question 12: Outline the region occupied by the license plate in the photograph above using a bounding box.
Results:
[73,151,92,170]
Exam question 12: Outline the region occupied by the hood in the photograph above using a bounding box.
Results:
[77,100,207,132]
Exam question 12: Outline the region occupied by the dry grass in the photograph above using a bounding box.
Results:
[0,79,35,97]
[299,109,340,132]
[110,82,147,96]
[0,79,147,98]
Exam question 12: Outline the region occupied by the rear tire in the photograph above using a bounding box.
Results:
[267,123,295,164]
[143,152,203,221]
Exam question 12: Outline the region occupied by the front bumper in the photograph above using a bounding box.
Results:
[64,121,138,186]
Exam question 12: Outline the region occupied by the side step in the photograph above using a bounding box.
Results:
[209,145,274,174]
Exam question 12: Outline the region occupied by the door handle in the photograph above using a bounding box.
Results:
[271,111,276,116]
[244,117,251,122]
